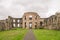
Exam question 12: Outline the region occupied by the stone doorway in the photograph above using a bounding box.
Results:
[29,22,32,29]
[40,22,43,26]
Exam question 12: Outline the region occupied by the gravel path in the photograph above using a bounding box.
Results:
[23,29,36,40]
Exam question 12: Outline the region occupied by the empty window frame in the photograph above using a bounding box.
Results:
[13,24,15,27]
[17,20,20,22]
[29,22,32,29]
[40,22,43,26]
[29,15,32,20]
[18,24,20,27]
[13,19,15,22]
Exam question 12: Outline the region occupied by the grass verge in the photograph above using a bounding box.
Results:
[0,28,28,40]
[33,29,60,40]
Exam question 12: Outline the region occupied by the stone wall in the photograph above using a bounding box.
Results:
[0,16,22,30]
[44,12,60,30]
[8,16,22,28]
[0,20,8,30]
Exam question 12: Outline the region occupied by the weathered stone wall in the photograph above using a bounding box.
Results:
[44,12,60,30]
[0,16,22,30]
[8,16,22,28]
[55,12,60,30]
[0,20,7,30]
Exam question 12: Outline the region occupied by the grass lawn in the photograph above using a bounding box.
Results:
[0,28,28,40]
[33,29,60,40]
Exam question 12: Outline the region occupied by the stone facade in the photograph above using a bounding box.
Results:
[0,12,60,30]
[22,12,40,29]
[44,12,60,30]
[0,16,22,30]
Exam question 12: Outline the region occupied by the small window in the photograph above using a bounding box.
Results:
[13,19,15,22]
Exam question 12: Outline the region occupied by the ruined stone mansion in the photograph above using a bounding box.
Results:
[0,12,60,30]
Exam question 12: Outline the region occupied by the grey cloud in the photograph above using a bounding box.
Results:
[0,0,60,19]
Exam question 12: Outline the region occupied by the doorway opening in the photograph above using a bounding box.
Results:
[29,22,32,29]
[35,25,37,29]
[40,22,43,26]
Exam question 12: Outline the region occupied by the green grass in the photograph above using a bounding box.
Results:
[0,28,28,40]
[33,29,60,40]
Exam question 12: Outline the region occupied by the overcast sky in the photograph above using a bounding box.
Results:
[0,0,60,19]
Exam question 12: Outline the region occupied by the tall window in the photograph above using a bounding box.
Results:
[25,22,26,28]
[29,15,32,20]
[18,24,20,27]
[40,22,43,26]
[25,16,26,20]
